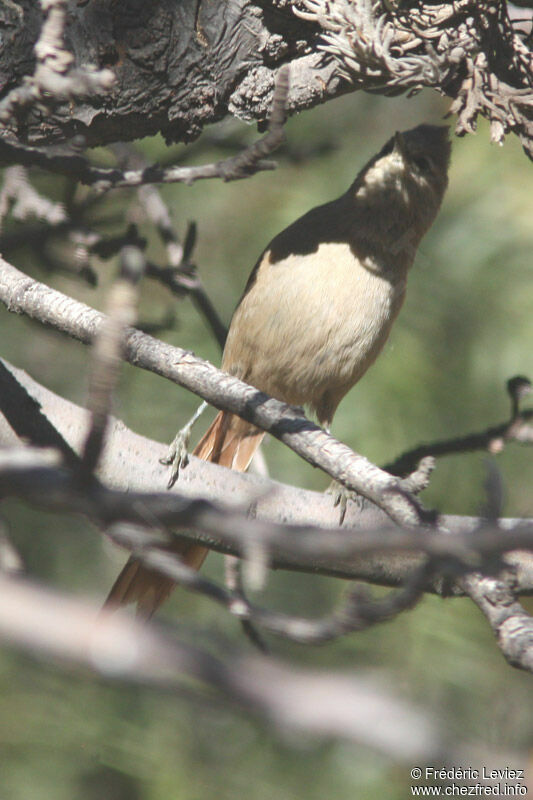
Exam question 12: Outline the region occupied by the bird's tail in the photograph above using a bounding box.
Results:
[104,411,265,617]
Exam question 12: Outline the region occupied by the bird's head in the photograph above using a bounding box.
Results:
[352,124,451,245]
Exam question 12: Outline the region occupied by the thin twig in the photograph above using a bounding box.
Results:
[0,166,67,231]
[0,67,290,190]
[145,252,228,351]
[113,142,226,348]
[0,0,114,126]
[385,377,533,477]
[80,246,144,476]
[225,555,270,652]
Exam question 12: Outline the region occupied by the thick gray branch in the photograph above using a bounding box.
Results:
[2,357,533,599]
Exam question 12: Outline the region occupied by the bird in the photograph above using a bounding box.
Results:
[105,123,451,617]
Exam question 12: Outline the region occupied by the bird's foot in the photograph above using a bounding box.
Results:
[161,427,191,488]
[327,480,363,525]
[160,401,208,488]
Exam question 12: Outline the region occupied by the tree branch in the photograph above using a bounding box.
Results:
[385,378,533,477]
[0,2,529,158]
[0,258,429,529]
[0,573,449,759]
[462,572,533,672]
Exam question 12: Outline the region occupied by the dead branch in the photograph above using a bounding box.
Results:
[80,244,144,476]
[0,573,449,758]
[0,67,290,191]
[385,377,533,477]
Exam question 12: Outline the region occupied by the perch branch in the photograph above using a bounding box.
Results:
[0,257,429,529]
[1,444,533,596]
[2,442,533,662]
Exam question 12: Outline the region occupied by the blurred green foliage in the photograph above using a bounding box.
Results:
[0,86,532,800]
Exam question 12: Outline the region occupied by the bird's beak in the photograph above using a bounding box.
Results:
[393,131,407,159]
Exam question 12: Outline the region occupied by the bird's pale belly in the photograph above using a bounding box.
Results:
[223,243,407,423]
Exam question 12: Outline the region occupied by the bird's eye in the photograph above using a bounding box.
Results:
[413,155,432,173]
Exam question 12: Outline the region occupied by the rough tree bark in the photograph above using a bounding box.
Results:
[0,1,531,155]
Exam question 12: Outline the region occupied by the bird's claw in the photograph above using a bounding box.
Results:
[160,425,192,488]
[161,401,208,489]
[326,480,362,525]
